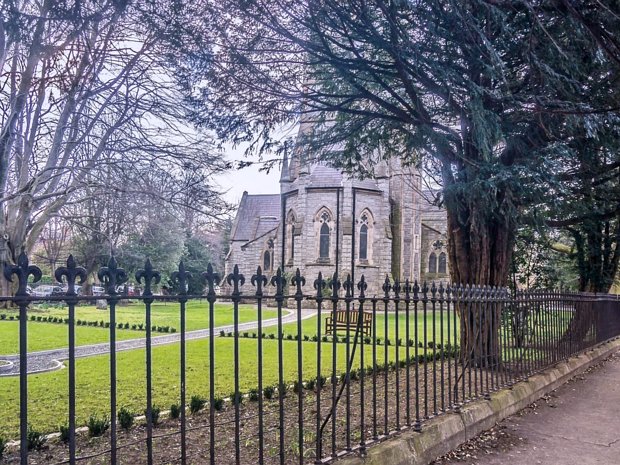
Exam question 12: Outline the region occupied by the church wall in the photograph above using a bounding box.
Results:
[420,226,450,287]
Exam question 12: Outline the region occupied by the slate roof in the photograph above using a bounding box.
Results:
[305,164,381,190]
[231,193,281,242]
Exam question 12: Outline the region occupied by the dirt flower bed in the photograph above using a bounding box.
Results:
[4,358,507,465]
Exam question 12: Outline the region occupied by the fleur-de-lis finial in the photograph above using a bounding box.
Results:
[357,275,368,300]
[271,267,285,301]
[330,272,341,301]
[171,261,192,299]
[314,272,326,300]
[421,281,429,301]
[291,268,305,297]
[226,264,245,297]
[251,266,268,297]
[98,256,128,297]
[393,279,401,299]
[135,258,161,299]
[413,280,420,300]
[382,275,391,300]
[4,248,42,298]
[404,279,412,300]
[202,263,220,300]
[343,273,354,299]
[55,255,87,297]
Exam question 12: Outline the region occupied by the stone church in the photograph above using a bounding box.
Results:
[224,126,449,296]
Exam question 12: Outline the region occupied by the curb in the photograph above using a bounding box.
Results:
[339,337,620,465]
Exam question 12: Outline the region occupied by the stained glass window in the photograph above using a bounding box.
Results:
[320,222,330,258]
[429,252,437,273]
[438,252,447,274]
[360,224,368,260]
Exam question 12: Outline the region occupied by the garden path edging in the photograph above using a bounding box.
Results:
[338,336,620,465]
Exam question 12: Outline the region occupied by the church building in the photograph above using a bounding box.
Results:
[224,126,449,297]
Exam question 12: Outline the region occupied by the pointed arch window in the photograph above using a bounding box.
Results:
[263,250,271,272]
[316,209,332,261]
[428,252,437,273]
[320,223,330,258]
[359,224,368,260]
[438,252,447,274]
[286,210,296,264]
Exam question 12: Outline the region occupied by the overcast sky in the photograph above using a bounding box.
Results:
[216,156,281,205]
[214,125,299,205]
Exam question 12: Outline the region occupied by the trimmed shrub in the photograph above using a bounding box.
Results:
[305,378,316,391]
[243,332,249,338]
[248,388,259,401]
[317,375,327,389]
[118,407,134,430]
[59,424,70,444]
[303,335,310,341]
[252,332,257,338]
[27,424,46,450]
[87,415,109,437]
[263,385,275,400]
[229,391,243,405]
[293,381,303,393]
[213,397,224,411]
[0,314,6,320]
[190,395,207,414]
[169,404,181,419]
[144,405,161,426]
[286,334,293,340]
[311,335,318,342]
[268,333,275,339]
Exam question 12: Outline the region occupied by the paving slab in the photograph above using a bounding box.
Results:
[448,352,620,465]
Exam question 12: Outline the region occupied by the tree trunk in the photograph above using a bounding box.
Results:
[442,159,517,367]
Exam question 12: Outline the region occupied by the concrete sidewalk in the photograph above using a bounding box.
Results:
[441,352,620,465]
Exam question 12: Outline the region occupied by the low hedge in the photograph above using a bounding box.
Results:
[0,314,176,334]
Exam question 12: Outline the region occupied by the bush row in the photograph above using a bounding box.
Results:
[218,329,452,349]
[0,314,177,333]
[38,348,459,444]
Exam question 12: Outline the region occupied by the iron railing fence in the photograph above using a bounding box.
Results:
[1,252,619,465]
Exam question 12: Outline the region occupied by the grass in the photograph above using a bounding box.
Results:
[282,310,458,345]
[24,301,277,332]
[0,302,278,354]
[0,337,396,437]
[0,322,142,354]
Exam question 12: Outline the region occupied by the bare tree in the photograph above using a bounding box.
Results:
[0,1,228,293]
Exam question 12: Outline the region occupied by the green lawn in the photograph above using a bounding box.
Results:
[0,337,395,437]
[0,322,146,354]
[27,301,277,332]
[281,310,459,345]
[0,302,278,354]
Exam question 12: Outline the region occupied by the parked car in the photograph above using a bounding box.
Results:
[31,285,64,298]
[59,284,83,295]
[91,286,105,296]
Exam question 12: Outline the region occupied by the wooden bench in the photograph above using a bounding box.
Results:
[325,310,373,337]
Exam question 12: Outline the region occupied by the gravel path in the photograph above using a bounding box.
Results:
[0,308,316,376]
